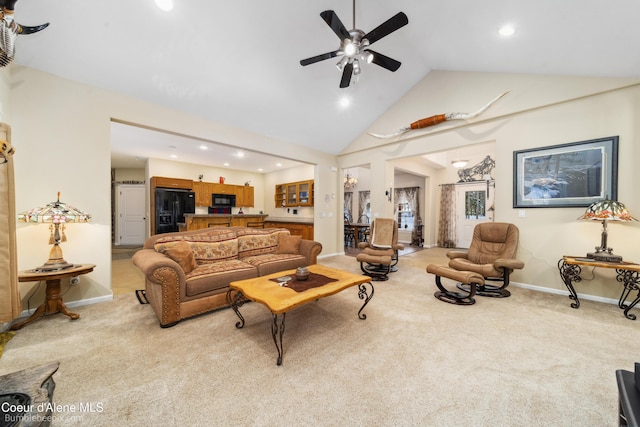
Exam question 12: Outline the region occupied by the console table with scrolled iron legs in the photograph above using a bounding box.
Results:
[558,256,640,320]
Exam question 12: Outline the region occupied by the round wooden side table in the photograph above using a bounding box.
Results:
[10,264,96,330]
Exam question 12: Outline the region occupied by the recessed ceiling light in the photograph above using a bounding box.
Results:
[223,162,230,166]
[258,168,264,172]
[154,0,174,12]
[339,96,351,109]
[276,163,282,167]
[498,24,515,37]
[170,154,177,159]
[236,151,245,158]
[199,145,208,150]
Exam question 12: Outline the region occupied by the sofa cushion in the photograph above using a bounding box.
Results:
[185,260,257,297]
[275,234,302,254]
[160,240,198,273]
[236,228,289,258]
[154,229,239,263]
[242,253,308,276]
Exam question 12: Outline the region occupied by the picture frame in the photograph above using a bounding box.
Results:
[513,136,618,208]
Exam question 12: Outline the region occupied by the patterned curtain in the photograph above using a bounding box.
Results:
[394,187,420,221]
[404,187,419,220]
[343,191,353,223]
[0,123,21,322]
[438,184,457,248]
[357,191,370,221]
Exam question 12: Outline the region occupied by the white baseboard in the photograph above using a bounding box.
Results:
[14,294,114,320]
[511,281,619,306]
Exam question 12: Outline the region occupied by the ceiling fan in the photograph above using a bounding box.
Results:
[299,1,408,88]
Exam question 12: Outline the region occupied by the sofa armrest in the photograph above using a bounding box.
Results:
[494,258,525,271]
[132,249,186,327]
[299,239,322,265]
[133,249,186,281]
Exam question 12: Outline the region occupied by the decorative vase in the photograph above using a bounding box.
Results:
[295,266,310,281]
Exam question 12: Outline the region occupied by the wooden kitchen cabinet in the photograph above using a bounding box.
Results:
[211,183,236,195]
[264,221,314,240]
[192,181,215,207]
[274,180,314,207]
[235,185,254,207]
[152,176,193,190]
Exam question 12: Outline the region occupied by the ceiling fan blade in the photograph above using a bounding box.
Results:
[366,49,401,72]
[320,10,351,41]
[339,62,353,88]
[300,50,341,66]
[363,12,409,45]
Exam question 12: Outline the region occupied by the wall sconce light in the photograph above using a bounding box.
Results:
[484,174,492,198]
[385,188,392,202]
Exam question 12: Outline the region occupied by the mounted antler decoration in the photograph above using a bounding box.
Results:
[0,0,49,67]
[368,92,509,139]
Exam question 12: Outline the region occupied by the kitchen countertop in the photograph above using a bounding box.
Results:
[184,213,267,217]
[265,217,314,224]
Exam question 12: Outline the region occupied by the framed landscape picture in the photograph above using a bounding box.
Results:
[513,136,618,208]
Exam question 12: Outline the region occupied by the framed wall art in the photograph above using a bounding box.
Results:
[513,136,618,208]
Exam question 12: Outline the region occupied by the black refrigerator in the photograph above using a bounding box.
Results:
[155,188,196,234]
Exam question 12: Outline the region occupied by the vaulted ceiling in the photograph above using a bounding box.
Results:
[12,1,640,169]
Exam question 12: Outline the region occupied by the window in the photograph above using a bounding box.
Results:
[465,190,486,219]
[397,202,414,229]
[394,187,420,230]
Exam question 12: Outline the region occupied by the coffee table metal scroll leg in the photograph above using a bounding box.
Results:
[357,282,374,320]
[272,313,286,366]
[226,290,246,328]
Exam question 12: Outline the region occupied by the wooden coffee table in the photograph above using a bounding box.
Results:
[227,264,374,365]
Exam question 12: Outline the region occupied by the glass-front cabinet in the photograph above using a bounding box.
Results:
[275,180,314,207]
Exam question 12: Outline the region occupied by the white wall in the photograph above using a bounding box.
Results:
[113,168,145,183]
[341,70,640,300]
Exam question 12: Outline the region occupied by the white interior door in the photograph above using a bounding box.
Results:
[115,184,146,245]
[456,182,495,248]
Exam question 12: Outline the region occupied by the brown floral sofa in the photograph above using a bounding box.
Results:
[132,227,322,327]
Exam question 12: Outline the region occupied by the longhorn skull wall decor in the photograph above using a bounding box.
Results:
[367,91,509,139]
[0,0,49,67]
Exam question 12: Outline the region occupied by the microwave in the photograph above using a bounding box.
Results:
[212,193,236,207]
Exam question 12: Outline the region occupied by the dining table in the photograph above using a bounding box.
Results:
[348,223,370,245]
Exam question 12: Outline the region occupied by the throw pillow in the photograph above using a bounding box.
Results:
[162,240,198,273]
[275,234,302,254]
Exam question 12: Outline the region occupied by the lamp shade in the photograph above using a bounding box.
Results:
[18,193,91,224]
[577,200,637,222]
[17,193,91,271]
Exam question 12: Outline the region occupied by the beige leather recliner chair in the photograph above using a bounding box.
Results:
[427,222,524,304]
[356,218,404,281]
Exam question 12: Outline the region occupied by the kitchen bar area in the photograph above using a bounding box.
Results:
[180,213,269,231]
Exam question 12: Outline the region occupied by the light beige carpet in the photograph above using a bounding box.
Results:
[1,249,638,426]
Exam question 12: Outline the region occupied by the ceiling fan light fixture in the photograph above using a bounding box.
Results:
[363,52,374,64]
[353,59,361,75]
[336,56,348,71]
[344,41,357,57]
